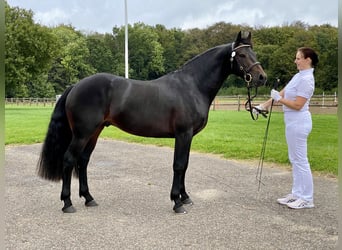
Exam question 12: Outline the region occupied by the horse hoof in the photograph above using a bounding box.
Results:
[174,206,187,214]
[182,198,193,205]
[62,205,76,213]
[85,200,98,207]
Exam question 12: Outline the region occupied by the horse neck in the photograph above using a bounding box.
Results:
[182,44,233,102]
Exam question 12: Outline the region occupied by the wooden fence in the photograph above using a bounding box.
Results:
[5,97,56,107]
[210,93,338,111]
[5,94,338,114]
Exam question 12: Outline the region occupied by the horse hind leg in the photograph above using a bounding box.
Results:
[78,151,97,208]
[61,137,89,213]
[77,130,103,208]
[61,149,78,213]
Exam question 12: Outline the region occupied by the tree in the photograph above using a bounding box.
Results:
[179,28,208,64]
[309,25,338,92]
[205,22,249,47]
[155,25,185,73]
[86,33,115,73]
[48,25,95,94]
[254,23,338,93]
[5,2,58,97]
[4,1,338,96]
[112,23,165,80]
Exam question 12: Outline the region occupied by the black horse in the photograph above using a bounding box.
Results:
[38,31,267,214]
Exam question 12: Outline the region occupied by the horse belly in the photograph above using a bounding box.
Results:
[112,110,174,138]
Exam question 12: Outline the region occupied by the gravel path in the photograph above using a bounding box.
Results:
[5,139,338,249]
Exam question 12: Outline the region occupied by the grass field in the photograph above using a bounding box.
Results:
[5,105,338,176]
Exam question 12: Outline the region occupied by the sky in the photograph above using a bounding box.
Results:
[7,0,338,33]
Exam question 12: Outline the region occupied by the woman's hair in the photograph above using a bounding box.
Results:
[298,47,319,67]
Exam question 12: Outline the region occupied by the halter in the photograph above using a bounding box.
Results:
[230,43,267,120]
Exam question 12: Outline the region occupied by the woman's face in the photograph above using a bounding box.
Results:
[294,51,312,71]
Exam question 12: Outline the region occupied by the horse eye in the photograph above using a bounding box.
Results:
[239,54,246,58]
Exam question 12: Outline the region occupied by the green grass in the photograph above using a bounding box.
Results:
[5,105,338,176]
[5,106,52,144]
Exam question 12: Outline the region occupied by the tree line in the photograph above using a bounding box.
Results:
[5,2,338,98]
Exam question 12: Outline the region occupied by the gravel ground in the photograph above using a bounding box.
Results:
[5,139,338,249]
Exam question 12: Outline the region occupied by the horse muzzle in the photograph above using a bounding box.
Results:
[247,65,267,88]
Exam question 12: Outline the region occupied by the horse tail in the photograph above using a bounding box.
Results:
[37,85,74,181]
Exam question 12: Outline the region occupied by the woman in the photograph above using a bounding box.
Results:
[258,47,319,209]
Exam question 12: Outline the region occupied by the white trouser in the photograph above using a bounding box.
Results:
[284,111,313,202]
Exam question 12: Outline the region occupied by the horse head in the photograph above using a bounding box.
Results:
[230,31,267,88]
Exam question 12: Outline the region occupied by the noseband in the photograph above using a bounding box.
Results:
[230,43,267,120]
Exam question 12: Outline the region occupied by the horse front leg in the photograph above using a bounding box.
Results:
[171,130,193,214]
[180,167,193,206]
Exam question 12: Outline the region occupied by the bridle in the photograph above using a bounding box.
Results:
[230,43,260,87]
[230,43,267,120]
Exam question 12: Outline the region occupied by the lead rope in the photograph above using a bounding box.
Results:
[256,79,279,191]
[245,87,268,120]
[245,87,258,120]
[256,98,274,190]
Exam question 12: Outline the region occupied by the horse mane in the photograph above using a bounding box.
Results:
[171,43,231,74]
[183,31,252,69]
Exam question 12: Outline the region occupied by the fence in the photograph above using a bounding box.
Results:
[5,94,338,114]
[210,94,338,114]
[5,97,56,107]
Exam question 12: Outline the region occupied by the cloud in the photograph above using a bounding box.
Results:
[34,8,70,27]
[6,0,338,33]
[179,2,235,29]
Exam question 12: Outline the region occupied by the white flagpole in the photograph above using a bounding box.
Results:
[124,0,129,79]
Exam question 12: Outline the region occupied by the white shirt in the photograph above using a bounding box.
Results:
[283,68,315,112]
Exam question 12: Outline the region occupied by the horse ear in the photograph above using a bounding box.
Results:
[247,31,251,42]
[235,31,242,43]
[235,31,252,46]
